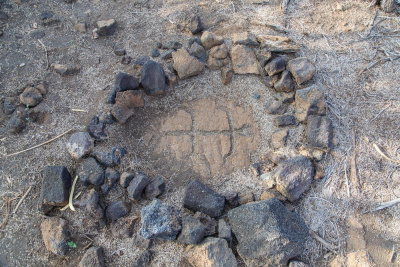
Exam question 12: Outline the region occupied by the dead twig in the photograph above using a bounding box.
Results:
[6,128,74,157]
[13,186,32,214]
[38,40,49,69]
[366,10,378,37]
[366,198,400,213]
[61,175,78,211]
[350,129,360,194]
[373,143,400,165]
[310,231,338,253]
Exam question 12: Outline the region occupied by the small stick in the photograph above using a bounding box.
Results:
[367,198,400,213]
[38,40,49,69]
[12,186,32,214]
[6,128,74,157]
[310,231,338,253]
[71,109,88,113]
[350,129,360,193]
[344,163,351,197]
[373,143,400,165]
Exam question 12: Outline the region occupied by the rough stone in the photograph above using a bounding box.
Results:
[113,46,126,56]
[238,192,254,205]
[185,237,237,267]
[260,172,276,189]
[101,168,120,194]
[51,63,81,76]
[188,42,207,62]
[41,166,72,211]
[287,57,316,85]
[209,43,228,59]
[151,48,160,57]
[172,48,205,79]
[295,86,326,122]
[262,75,279,88]
[194,212,217,236]
[95,19,116,37]
[140,199,182,240]
[74,23,86,33]
[183,180,225,217]
[162,40,183,50]
[160,49,174,60]
[78,247,105,267]
[121,55,132,65]
[274,115,297,127]
[223,192,239,208]
[188,37,202,47]
[184,14,203,34]
[87,116,107,140]
[120,172,135,188]
[66,132,94,159]
[201,31,224,49]
[230,45,259,74]
[92,147,127,167]
[228,198,309,266]
[134,56,151,66]
[232,32,258,46]
[272,156,314,202]
[274,70,295,92]
[110,216,138,238]
[19,87,43,107]
[144,176,165,199]
[218,219,232,245]
[165,67,178,88]
[77,157,105,186]
[40,217,70,256]
[220,66,234,85]
[265,57,286,76]
[207,57,230,70]
[306,115,333,150]
[106,201,131,222]
[113,72,140,94]
[3,97,16,115]
[77,189,104,219]
[140,60,167,96]
[111,90,145,124]
[265,99,287,115]
[127,172,151,200]
[177,216,207,244]
[133,232,153,249]
[271,129,289,149]
[7,114,26,134]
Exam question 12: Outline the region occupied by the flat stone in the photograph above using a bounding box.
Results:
[257,34,300,53]
[232,32,258,46]
[140,199,182,240]
[77,157,105,186]
[111,90,145,124]
[228,198,309,266]
[306,115,333,150]
[106,201,131,222]
[172,48,205,79]
[185,237,237,267]
[66,132,94,159]
[19,87,43,107]
[144,176,165,199]
[271,129,289,149]
[51,63,81,76]
[220,66,234,85]
[127,172,151,200]
[274,115,297,127]
[218,219,232,245]
[274,70,295,92]
[95,19,116,37]
[140,60,167,96]
[78,247,105,267]
[295,86,326,122]
[41,166,72,212]
[188,42,207,62]
[183,180,225,217]
[177,216,207,244]
[209,43,228,59]
[41,217,70,256]
[287,57,316,85]
[272,156,314,201]
[201,31,224,49]
[230,45,259,74]
[120,172,135,188]
[87,116,107,140]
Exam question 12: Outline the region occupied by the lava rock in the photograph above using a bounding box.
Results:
[274,70,295,92]
[262,75,279,88]
[140,199,182,240]
[41,217,70,256]
[92,147,127,167]
[51,63,81,76]
[223,192,239,208]
[177,216,207,244]
[162,40,182,50]
[184,14,203,34]
[66,132,94,159]
[19,87,43,107]
[77,157,105,186]
[188,42,207,62]
[134,56,151,66]
[107,72,140,104]
[232,32,258,46]
[306,115,333,149]
[287,57,316,85]
[40,11,60,26]
[94,19,116,37]
[265,57,286,76]
[144,176,165,199]
[230,45,259,74]
[201,31,224,49]
[41,166,72,212]
[78,247,105,267]
[111,90,145,124]
[172,48,205,79]
[209,43,228,59]
[220,66,234,85]
[188,37,202,47]
[101,168,120,194]
[160,49,174,60]
[295,86,326,122]
[183,180,225,218]
[106,201,131,222]
[218,219,232,245]
[120,172,135,188]
[121,55,132,65]
[185,237,237,267]
[113,46,126,56]
[127,172,151,200]
[194,212,217,236]
[151,48,160,57]
[271,129,289,149]
[274,115,297,127]
[228,198,309,266]
[87,116,107,141]
[272,156,314,202]
[265,99,287,115]
[7,114,26,134]
[3,97,16,115]
[140,60,167,96]
[77,189,104,219]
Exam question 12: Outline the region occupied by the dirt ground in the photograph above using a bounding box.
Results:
[0,0,400,266]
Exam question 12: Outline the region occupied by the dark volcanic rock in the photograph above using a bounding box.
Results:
[3,97,16,115]
[101,168,120,194]
[7,115,26,134]
[140,199,182,240]
[134,56,151,66]
[177,216,207,245]
[78,247,105,267]
[194,212,217,236]
[95,19,116,37]
[188,42,207,62]
[127,172,151,200]
[184,14,203,34]
[272,156,314,202]
[295,86,325,122]
[66,132,94,159]
[274,115,297,127]
[306,115,333,150]
[77,189,104,219]
[274,70,295,92]
[223,192,239,208]
[140,60,167,96]
[120,172,135,188]
[163,40,183,50]
[228,198,309,266]
[114,72,139,93]
[287,57,316,85]
[144,176,165,199]
[121,55,132,65]
[160,49,174,60]
[41,166,72,212]
[218,219,232,245]
[201,31,224,49]
[183,180,225,218]
[77,157,105,186]
[111,216,137,238]
[92,147,127,167]
[41,217,70,256]
[87,116,107,141]
[265,99,288,115]
[106,201,131,222]
[19,87,43,107]
[151,48,160,58]
[113,46,126,56]
[111,90,145,124]
[265,57,286,76]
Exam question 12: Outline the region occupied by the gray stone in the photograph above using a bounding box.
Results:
[95,19,116,37]
[144,176,165,199]
[113,46,126,56]
[184,14,203,34]
[172,48,205,79]
[274,115,297,127]
[41,166,72,212]
[127,172,151,200]
[162,40,183,50]
[194,212,217,236]
[230,45,259,74]
[209,44,228,59]
[140,60,167,96]
[7,115,26,134]
[51,63,81,76]
[295,86,325,122]
[92,147,127,167]
[77,189,103,219]
[274,70,295,92]
[271,129,289,149]
[120,172,134,188]
[218,219,232,245]
[287,57,316,85]
[3,97,16,115]
[40,217,70,256]
[101,168,120,194]
[183,180,225,218]
[188,42,207,62]
[306,115,333,149]
[140,199,182,240]
[106,201,131,222]
[87,116,107,140]
[19,87,43,107]
[177,216,207,244]
[222,192,239,208]
[78,247,105,267]
[232,32,258,46]
[151,48,160,57]
[66,132,94,159]
[265,57,286,76]
[265,99,287,115]
[132,250,153,267]
[77,157,105,186]
[160,49,174,60]
[185,237,237,267]
[201,31,224,49]
[272,156,314,202]
[228,198,309,266]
